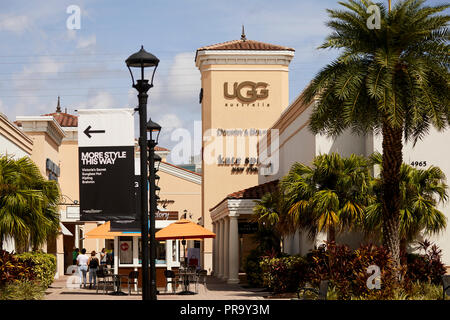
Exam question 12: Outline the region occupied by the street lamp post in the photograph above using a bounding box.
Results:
[125,46,159,301]
[147,118,161,300]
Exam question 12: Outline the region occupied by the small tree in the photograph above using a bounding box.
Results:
[364,152,448,251]
[280,153,371,242]
[0,156,60,251]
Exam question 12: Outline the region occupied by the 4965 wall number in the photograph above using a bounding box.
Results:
[411,161,427,167]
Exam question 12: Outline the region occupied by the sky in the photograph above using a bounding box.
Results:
[0,0,446,163]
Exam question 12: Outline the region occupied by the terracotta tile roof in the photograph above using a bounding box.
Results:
[155,146,170,152]
[197,39,295,52]
[42,112,78,127]
[210,179,279,212]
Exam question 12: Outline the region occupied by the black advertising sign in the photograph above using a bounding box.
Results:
[238,222,259,234]
[78,109,137,222]
[110,175,141,231]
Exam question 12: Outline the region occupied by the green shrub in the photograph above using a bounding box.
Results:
[0,250,35,286]
[260,255,308,293]
[15,251,56,288]
[0,280,46,300]
[243,250,265,288]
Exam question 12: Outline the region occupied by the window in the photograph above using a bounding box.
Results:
[138,237,168,265]
[119,236,133,264]
[156,241,166,264]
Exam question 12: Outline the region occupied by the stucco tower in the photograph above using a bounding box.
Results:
[195,32,295,274]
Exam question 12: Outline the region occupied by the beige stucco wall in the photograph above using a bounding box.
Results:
[25,132,59,178]
[158,165,201,223]
[58,140,79,204]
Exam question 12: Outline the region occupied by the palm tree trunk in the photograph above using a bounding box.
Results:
[327,226,336,243]
[381,120,403,276]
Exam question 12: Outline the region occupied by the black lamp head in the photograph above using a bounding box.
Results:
[125,45,159,85]
[154,153,162,163]
[147,118,161,132]
[147,118,162,143]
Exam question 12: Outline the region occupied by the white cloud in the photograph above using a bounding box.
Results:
[0,14,31,33]
[157,113,183,132]
[12,57,65,90]
[85,91,115,108]
[76,34,96,49]
[166,52,200,102]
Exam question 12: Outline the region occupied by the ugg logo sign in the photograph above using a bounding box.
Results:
[224,81,269,103]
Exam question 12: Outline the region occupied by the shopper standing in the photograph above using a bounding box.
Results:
[72,248,79,265]
[88,251,99,289]
[100,248,107,266]
[76,248,89,288]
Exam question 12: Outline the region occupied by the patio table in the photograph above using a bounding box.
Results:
[177,270,197,295]
[109,273,129,296]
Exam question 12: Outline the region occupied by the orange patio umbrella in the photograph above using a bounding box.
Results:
[85,221,141,239]
[155,219,216,241]
[155,219,215,271]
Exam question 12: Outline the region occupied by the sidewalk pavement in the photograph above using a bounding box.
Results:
[44,275,276,300]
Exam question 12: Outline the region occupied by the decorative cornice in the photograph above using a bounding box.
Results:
[196,50,295,70]
[16,116,66,147]
[0,113,33,155]
[210,199,256,222]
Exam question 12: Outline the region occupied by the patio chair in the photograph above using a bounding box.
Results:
[96,269,114,294]
[164,270,178,294]
[296,280,329,300]
[195,269,208,293]
[187,265,197,273]
[442,275,450,300]
[127,271,140,295]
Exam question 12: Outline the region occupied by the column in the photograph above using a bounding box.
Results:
[227,216,240,284]
[212,222,217,276]
[223,217,230,281]
[218,219,224,279]
[56,233,64,279]
[114,237,119,274]
[166,240,173,292]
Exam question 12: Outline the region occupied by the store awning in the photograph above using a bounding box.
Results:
[85,221,141,239]
[59,223,73,236]
[155,219,216,241]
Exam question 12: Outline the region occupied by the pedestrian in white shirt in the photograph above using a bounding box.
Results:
[76,248,89,288]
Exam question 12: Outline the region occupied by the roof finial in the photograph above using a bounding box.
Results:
[241,25,246,41]
[56,96,61,113]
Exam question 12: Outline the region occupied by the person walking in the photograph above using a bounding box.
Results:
[88,251,100,289]
[72,248,79,265]
[76,248,89,288]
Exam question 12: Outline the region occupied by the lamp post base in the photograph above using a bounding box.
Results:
[177,291,196,295]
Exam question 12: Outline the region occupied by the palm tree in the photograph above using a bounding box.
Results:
[0,155,61,251]
[364,152,448,251]
[303,0,450,268]
[280,153,371,242]
[253,187,290,254]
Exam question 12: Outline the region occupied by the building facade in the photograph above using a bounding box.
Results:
[196,34,295,273]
